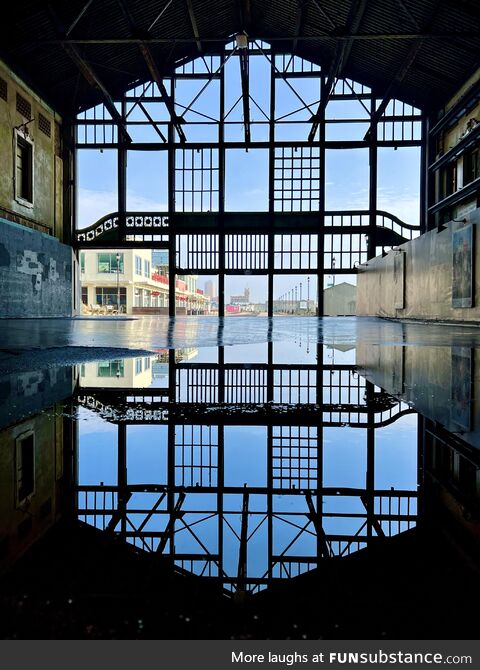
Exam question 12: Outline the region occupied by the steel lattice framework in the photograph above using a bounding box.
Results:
[74,343,419,595]
[72,44,423,315]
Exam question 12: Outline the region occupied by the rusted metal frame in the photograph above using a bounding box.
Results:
[48,5,132,143]
[116,0,186,142]
[309,0,370,141]
[239,46,251,145]
[364,0,442,141]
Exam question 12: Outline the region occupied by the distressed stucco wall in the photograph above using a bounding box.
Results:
[357,207,480,322]
[0,60,63,239]
[0,218,73,317]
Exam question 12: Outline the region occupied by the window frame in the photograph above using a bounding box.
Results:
[14,129,34,207]
[15,430,35,506]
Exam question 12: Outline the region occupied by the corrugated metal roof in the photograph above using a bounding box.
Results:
[2,0,480,115]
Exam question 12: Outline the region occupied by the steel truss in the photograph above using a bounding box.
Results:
[72,44,424,316]
[75,345,418,594]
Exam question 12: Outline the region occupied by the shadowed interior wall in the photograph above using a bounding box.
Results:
[357,208,480,322]
[0,218,73,317]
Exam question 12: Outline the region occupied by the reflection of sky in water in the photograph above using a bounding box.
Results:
[75,337,419,583]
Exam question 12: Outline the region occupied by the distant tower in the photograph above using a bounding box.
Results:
[245,287,250,302]
[205,280,217,299]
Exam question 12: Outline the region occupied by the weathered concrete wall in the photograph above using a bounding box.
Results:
[356,335,480,452]
[357,207,480,322]
[0,59,63,239]
[0,218,73,317]
[0,364,74,431]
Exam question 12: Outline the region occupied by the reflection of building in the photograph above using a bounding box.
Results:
[0,366,74,572]
[80,249,211,315]
[324,282,356,316]
[79,356,158,389]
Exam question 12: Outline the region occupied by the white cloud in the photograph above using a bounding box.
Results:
[77,188,168,229]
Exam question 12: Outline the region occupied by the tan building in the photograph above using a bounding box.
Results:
[324,282,357,316]
[80,248,211,315]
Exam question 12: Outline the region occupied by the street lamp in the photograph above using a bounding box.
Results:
[116,252,121,313]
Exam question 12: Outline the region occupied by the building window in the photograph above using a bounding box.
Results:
[135,358,143,374]
[134,288,141,306]
[80,252,85,274]
[441,162,457,198]
[81,287,88,305]
[135,255,142,275]
[15,133,33,205]
[464,148,480,186]
[97,360,125,378]
[144,357,151,369]
[144,259,151,277]
[97,252,124,274]
[15,431,35,506]
[95,286,126,306]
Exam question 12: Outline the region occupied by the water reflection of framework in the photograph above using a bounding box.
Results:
[74,345,418,595]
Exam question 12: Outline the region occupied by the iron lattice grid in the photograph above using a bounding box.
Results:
[74,46,422,315]
[75,346,419,594]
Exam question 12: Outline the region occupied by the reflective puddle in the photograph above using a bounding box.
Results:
[0,317,479,639]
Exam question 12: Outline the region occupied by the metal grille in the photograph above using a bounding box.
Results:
[274,146,320,212]
[225,234,268,270]
[175,148,219,212]
[38,112,51,137]
[272,426,318,489]
[176,368,219,403]
[225,368,268,403]
[175,425,218,487]
[324,233,368,270]
[16,93,31,119]
[273,369,317,404]
[323,369,365,405]
[274,234,318,270]
[177,234,219,270]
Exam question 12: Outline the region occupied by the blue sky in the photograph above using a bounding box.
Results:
[77,48,421,302]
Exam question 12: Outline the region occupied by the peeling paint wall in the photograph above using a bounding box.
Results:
[0,218,73,317]
[0,60,63,238]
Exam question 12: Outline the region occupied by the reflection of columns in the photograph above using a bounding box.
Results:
[118,424,127,541]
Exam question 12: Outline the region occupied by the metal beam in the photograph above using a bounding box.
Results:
[363,39,424,141]
[237,486,249,592]
[238,0,252,32]
[185,0,202,52]
[48,5,132,143]
[41,32,480,45]
[156,491,186,554]
[305,491,331,558]
[116,0,186,142]
[309,0,369,141]
[239,45,251,145]
[364,0,442,141]
[292,0,307,54]
[66,0,96,36]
